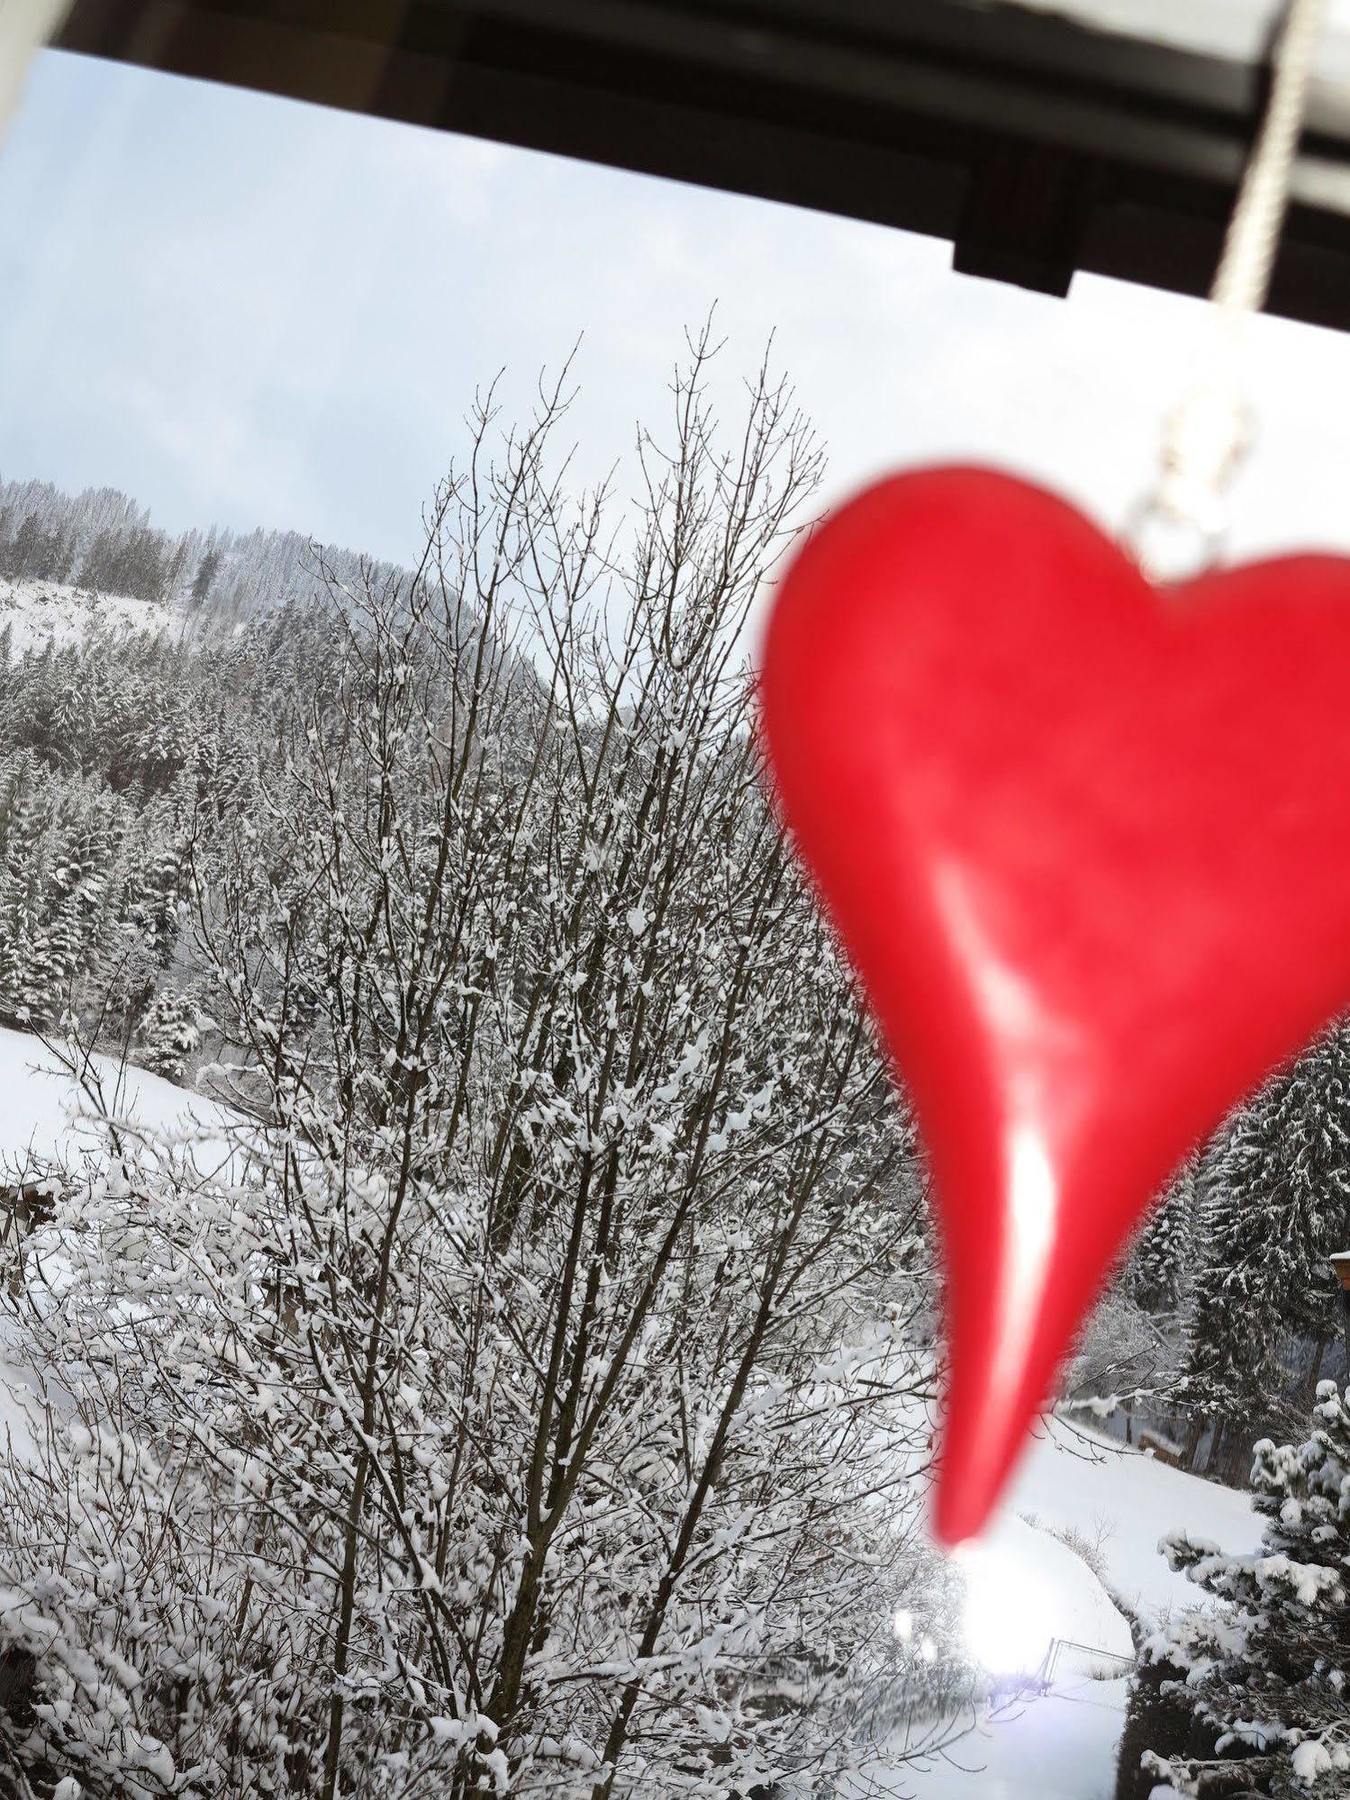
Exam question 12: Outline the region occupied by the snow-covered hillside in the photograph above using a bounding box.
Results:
[1006,1416,1260,1626]
[881,1421,1261,1799]
[0,574,169,658]
[0,1023,232,1180]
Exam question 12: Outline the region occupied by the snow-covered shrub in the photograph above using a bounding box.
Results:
[1062,1283,1170,1417]
[1130,1381,1350,1798]
[1114,1653,1207,1800]
[0,341,964,1798]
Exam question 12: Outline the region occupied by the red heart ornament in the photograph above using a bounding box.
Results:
[758,466,1350,1548]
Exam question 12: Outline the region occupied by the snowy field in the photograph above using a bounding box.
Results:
[0,575,168,657]
[885,1419,1261,1799]
[1006,1415,1260,1626]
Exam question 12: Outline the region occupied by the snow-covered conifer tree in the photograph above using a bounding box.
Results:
[1184,1025,1350,1436]
[135,988,201,1082]
[1130,1155,1199,1317]
[1136,1380,1350,1797]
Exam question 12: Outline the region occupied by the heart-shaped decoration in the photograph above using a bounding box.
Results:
[758,467,1350,1547]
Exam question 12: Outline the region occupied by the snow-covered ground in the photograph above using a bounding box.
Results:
[0,1023,233,1181]
[896,1676,1133,1800]
[880,1419,1262,1799]
[0,1025,235,1457]
[0,575,168,657]
[1006,1415,1260,1628]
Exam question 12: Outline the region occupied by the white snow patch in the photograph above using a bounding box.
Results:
[959,1509,1132,1676]
[0,576,169,659]
[895,1675,1132,1800]
[1291,1739,1333,1783]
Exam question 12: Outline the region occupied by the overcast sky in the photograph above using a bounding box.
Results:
[4,48,1350,569]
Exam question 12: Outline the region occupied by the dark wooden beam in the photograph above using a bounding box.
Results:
[52,0,1350,328]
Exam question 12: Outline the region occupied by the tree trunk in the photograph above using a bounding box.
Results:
[1182,1412,1206,1473]
[1301,1330,1331,1411]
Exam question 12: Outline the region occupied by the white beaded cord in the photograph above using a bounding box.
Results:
[1133,0,1330,578]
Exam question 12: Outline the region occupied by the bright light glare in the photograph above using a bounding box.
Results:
[959,1543,1057,1676]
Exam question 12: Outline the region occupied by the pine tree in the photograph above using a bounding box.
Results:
[1137,1381,1350,1797]
[0,776,57,1027]
[79,528,115,593]
[1130,1154,1199,1316]
[161,532,191,607]
[129,788,190,966]
[6,513,39,581]
[190,545,221,610]
[46,801,112,1009]
[115,522,169,603]
[1184,1025,1350,1432]
[136,988,201,1082]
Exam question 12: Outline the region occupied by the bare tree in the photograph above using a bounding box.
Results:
[0,335,968,1797]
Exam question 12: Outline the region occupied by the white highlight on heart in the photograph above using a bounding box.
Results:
[930,858,1082,1424]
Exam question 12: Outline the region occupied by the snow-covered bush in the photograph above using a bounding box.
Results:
[1131,1380,1350,1797]
[1062,1283,1170,1417]
[0,342,965,1798]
